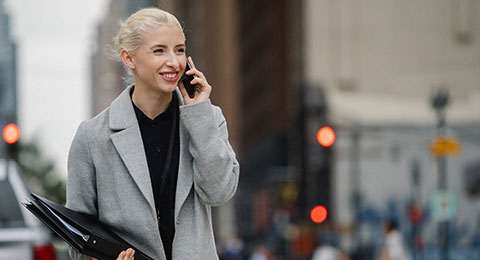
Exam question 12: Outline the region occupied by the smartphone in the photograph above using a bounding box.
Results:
[181,60,196,98]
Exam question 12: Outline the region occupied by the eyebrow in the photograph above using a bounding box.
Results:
[150,43,186,50]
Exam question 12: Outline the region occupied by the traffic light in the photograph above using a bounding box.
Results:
[3,123,20,144]
[297,86,334,221]
[3,123,20,160]
[310,205,328,223]
[317,126,335,147]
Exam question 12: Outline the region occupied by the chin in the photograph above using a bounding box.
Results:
[158,84,177,93]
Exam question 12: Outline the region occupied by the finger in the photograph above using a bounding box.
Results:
[117,251,126,260]
[190,77,204,86]
[185,68,196,76]
[185,57,205,80]
[195,70,205,79]
[126,248,135,260]
[191,77,209,89]
[187,58,206,79]
[187,56,196,70]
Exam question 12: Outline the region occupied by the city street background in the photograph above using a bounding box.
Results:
[1,0,480,259]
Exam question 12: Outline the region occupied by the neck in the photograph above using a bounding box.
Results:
[132,85,173,119]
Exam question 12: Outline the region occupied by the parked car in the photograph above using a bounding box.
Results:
[0,159,57,260]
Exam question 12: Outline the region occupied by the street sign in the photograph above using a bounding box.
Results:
[430,190,457,221]
[430,136,460,157]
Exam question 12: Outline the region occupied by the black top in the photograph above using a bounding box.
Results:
[131,89,179,260]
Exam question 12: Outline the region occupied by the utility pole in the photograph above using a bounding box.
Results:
[431,87,450,260]
[349,128,361,250]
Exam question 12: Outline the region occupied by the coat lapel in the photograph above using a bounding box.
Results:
[174,90,194,220]
[109,86,156,214]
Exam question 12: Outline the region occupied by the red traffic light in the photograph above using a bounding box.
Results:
[310,205,328,223]
[317,126,335,147]
[3,123,20,144]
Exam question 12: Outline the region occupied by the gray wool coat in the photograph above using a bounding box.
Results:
[66,86,240,260]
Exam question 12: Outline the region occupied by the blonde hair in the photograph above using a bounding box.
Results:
[110,8,184,62]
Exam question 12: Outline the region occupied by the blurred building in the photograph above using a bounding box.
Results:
[0,0,17,157]
[303,0,480,124]
[0,0,17,123]
[303,0,480,256]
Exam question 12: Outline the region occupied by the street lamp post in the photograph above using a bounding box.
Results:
[431,87,450,260]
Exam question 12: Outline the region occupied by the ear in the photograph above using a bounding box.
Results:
[120,49,135,70]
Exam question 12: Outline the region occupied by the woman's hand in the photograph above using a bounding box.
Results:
[91,248,135,260]
[179,56,212,105]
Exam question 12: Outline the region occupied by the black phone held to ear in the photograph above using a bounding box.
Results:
[181,60,196,98]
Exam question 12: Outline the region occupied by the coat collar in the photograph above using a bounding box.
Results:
[109,85,185,130]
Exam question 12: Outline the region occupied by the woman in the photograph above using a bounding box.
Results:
[66,8,240,260]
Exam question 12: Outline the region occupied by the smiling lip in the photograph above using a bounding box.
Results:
[159,72,180,82]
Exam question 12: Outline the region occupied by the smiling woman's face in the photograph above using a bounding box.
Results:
[130,25,187,94]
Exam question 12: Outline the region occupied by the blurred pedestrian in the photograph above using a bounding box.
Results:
[66,7,239,260]
[311,232,350,260]
[249,246,275,260]
[380,219,411,260]
[219,237,244,260]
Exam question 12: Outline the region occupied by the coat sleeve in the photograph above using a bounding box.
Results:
[65,121,98,260]
[180,100,240,206]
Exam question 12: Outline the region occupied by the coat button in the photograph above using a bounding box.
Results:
[176,218,180,225]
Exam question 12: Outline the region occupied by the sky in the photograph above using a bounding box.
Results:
[6,0,109,178]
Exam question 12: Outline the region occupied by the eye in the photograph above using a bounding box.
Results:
[176,48,186,53]
[153,48,164,54]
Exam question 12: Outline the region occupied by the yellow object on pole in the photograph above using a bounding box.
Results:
[431,136,461,157]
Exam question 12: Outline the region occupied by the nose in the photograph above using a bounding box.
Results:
[165,51,180,68]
